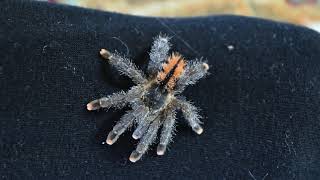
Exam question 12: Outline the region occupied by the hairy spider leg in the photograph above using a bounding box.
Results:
[175,60,209,92]
[148,35,171,74]
[132,105,151,140]
[106,110,136,145]
[176,97,203,135]
[87,91,128,111]
[86,86,142,111]
[100,49,147,84]
[157,107,177,155]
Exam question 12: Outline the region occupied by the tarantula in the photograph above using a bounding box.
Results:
[87,35,209,162]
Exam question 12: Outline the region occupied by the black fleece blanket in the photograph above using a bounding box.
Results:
[1,0,320,179]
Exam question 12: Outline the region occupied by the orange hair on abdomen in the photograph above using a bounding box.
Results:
[157,52,186,90]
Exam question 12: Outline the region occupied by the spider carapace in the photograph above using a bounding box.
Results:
[87,35,209,162]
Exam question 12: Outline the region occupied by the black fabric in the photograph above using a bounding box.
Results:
[1,0,320,179]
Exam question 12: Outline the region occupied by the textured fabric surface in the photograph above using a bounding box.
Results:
[1,0,320,179]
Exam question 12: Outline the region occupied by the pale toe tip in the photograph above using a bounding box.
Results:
[129,151,142,163]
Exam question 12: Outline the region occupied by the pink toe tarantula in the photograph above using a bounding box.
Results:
[87,35,209,162]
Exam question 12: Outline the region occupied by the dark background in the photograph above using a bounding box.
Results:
[1,0,320,179]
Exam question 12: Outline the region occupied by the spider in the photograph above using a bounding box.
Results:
[87,35,209,162]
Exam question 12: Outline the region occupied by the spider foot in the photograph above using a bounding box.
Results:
[87,99,101,111]
[129,150,143,163]
[192,124,203,135]
[100,49,112,60]
[156,144,167,156]
[106,131,119,145]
